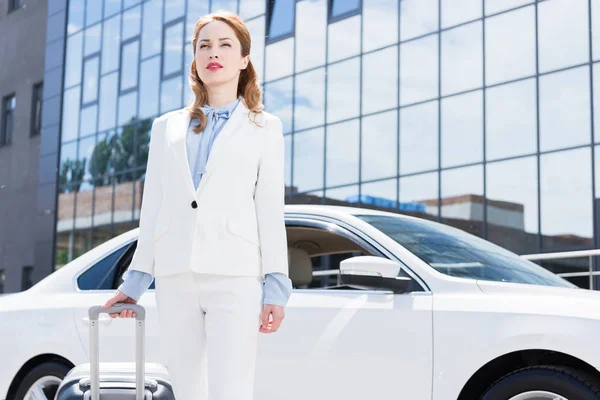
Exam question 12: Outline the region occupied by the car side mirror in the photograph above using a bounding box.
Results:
[339,256,412,294]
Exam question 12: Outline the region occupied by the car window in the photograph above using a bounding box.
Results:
[78,243,130,290]
[355,214,577,288]
[115,241,156,290]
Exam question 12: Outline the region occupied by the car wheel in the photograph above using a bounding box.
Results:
[481,365,600,400]
[13,361,72,400]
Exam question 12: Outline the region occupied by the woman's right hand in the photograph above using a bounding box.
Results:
[101,290,138,318]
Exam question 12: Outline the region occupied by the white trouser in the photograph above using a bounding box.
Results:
[154,270,263,400]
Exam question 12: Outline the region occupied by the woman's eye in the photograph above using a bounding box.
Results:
[222,43,231,47]
[200,44,208,49]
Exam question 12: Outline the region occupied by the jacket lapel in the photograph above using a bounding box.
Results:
[165,101,251,199]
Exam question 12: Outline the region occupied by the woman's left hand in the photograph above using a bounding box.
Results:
[259,304,285,333]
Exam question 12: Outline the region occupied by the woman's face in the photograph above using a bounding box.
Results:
[195,20,249,89]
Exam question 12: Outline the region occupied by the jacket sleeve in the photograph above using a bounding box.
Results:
[128,116,167,276]
[254,116,289,278]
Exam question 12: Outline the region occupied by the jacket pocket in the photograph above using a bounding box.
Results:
[226,219,259,247]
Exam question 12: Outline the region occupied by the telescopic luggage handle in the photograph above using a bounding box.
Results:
[88,303,146,400]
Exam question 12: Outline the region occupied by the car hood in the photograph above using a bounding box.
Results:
[475,280,600,320]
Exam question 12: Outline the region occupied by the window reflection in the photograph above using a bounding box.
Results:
[268,0,294,41]
[163,22,184,77]
[60,142,78,190]
[327,57,360,123]
[592,0,600,60]
[441,164,484,238]
[120,40,140,91]
[361,179,398,213]
[83,56,99,104]
[67,0,84,34]
[104,0,121,19]
[362,46,397,115]
[328,15,360,63]
[160,76,183,113]
[441,0,481,29]
[118,91,137,126]
[75,181,94,231]
[485,0,531,16]
[239,0,265,19]
[400,34,438,106]
[264,77,293,134]
[363,0,397,52]
[293,128,324,192]
[78,135,96,183]
[139,57,160,119]
[284,134,291,188]
[399,100,438,175]
[62,86,81,143]
[246,17,265,80]
[326,119,359,187]
[400,172,439,221]
[65,32,83,88]
[400,0,438,41]
[441,90,483,168]
[294,68,325,131]
[164,0,185,22]
[211,0,237,12]
[80,106,98,138]
[441,21,482,96]
[295,0,326,72]
[142,0,163,58]
[122,5,141,41]
[266,38,294,82]
[324,185,359,206]
[486,78,536,161]
[86,0,102,27]
[541,147,593,249]
[539,66,590,152]
[485,6,535,86]
[102,15,121,74]
[84,25,102,56]
[487,157,539,254]
[538,0,588,74]
[362,110,397,181]
[99,72,119,132]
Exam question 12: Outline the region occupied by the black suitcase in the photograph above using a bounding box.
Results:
[55,303,176,399]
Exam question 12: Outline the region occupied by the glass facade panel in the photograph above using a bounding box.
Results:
[164,0,185,22]
[160,76,183,113]
[142,0,163,59]
[485,0,531,16]
[326,119,359,187]
[486,78,537,161]
[246,17,266,80]
[441,164,484,238]
[327,57,360,123]
[239,0,265,20]
[362,110,397,181]
[541,147,593,250]
[441,0,481,29]
[362,46,397,115]
[82,56,100,104]
[441,21,482,96]
[65,32,83,88]
[102,14,121,74]
[441,90,483,168]
[538,0,588,74]
[485,6,535,86]
[62,86,81,143]
[486,157,539,254]
[293,128,324,192]
[163,22,184,77]
[84,24,102,57]
[363,0,397,52]
[99,72,119,132]
[400,172,439,221]
[328,15,360,63]
[139,57,161,119]
[539,66,591,152]
[400,0,438,41]
[294,68,325,131]
[122,5,141,41]
[268,0,294,41]
[266,38,294,82]
[295,0,326,73]
[265,77,293,134]
[400,34,438,106]
[120,40,140,91]
[399,100,438,175]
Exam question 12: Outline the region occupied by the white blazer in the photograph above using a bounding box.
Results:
[128,100,289,280]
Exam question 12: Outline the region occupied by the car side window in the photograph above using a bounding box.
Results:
[77,243,130,290]
[116,241,156,290]
[310,251,367,289]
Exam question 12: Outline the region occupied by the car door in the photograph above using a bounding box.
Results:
[71,240,165,365]
[254,217,433,400]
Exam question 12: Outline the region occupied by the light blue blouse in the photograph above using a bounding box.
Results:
[117,97,293,306]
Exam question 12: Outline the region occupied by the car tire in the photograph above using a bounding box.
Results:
[480,365,600,400]
[13,361,72,400]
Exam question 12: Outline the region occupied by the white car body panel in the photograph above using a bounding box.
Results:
[1,204,599,400]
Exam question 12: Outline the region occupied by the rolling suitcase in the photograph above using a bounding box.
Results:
[55,303,176,399]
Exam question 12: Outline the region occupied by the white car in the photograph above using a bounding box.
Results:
[2,204,600,400]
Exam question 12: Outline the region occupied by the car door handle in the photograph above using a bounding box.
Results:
[82,316,112,325]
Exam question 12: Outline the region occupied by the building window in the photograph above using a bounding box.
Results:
[31,82,43,137]
[0,269,5,293]
[8,0,23,13]
[1,94,16,146]
[21,266,33,291]
[329,0,361,22]
[267,0,295,43]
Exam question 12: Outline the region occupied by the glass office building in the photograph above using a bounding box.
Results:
[52,0,600,287]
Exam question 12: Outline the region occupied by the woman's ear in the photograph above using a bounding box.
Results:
[241,55,250,70]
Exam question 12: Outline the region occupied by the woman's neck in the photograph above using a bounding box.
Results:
[206,86,238,109]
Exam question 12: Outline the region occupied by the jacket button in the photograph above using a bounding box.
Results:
[191,201,198,209]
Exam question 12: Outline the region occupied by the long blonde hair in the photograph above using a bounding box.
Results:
[187,11,263,134]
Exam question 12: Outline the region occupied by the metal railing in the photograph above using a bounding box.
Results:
[521,249,600,290]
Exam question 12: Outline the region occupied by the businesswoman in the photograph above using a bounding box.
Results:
[102,10,292,400]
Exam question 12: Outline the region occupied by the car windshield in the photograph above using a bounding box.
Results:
[354,214,577,288]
